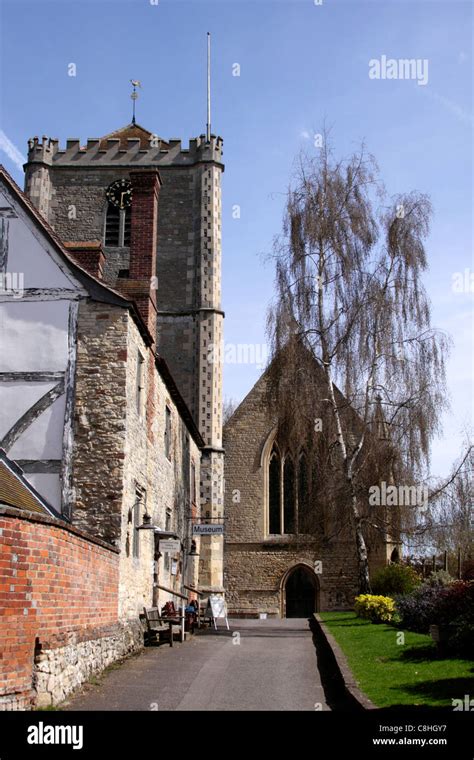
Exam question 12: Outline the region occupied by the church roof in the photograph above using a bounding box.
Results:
[98,122,169,151]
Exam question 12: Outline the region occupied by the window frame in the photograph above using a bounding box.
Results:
[191,460,197,507]
[265,439,310,538]
[164,406,172,461]
[133,487,145,559]
[136,350,145,418]
[268,445,281,535]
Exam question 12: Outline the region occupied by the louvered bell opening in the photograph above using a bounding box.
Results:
[105,203,120,246]
[123,206,131,246]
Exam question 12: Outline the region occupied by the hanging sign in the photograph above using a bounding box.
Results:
[192,524,224,536]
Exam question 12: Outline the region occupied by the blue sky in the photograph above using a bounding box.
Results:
[0,0,472,479]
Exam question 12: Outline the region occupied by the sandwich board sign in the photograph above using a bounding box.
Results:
[205,594,229,630]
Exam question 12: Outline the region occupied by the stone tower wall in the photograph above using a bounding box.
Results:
[24,129,225,592]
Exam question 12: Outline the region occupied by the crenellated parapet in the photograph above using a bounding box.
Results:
[26,136,59,166]
[25,126,224,169]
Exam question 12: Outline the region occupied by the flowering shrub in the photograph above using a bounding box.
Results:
[396,581,474,655]
[424,569,454,587]
[372,564,421,596]
[354,594,396,623]
[395,585,440,633]
[436,581,474,625]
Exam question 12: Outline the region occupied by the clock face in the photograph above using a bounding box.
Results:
[106,179,132,209]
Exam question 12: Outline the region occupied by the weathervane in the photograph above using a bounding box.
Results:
[130,80,141,125]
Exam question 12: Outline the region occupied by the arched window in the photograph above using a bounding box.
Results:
[266,439,305,537]
[298,452,309,533]
[269,446,281,534]
[105,203,131,247]
[283,456,295,533]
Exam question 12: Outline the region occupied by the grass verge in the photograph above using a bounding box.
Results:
[320,611,474,708]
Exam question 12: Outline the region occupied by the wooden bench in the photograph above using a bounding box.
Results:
[143,607,178,647]
[199,603,213,628]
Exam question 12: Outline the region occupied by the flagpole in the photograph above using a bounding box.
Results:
[206,32,211,143]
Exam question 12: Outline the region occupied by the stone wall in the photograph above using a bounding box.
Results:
[0,508,131,710]
[223,371,388,617]
[33,620,143,708]
[118,314,202,619]
[225,544,361,617]
[71,299,201,621]
[71,299,129,546]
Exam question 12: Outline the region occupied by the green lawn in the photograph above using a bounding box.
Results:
[320,612,474,708]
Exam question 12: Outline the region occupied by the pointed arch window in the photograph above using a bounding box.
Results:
[298,452,309,533]
[269,445,281,534]
[266,442,315,537]
[283,456,295,534]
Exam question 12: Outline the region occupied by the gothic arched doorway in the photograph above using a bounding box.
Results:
[283,564,319,618]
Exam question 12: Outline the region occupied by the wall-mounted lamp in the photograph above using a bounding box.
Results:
[188,540,199,557]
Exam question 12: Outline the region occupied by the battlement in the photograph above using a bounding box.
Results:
[26,136,60,164]
[26,125,224,169]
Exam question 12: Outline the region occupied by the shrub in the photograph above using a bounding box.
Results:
[436,581,474,625]
[354,594,396,624]
[371,564,421,596]
[396,580,474,643]
[449,617,474,658]
[395,585,441,633]
[424,569,454,587]
[462,560,474,582]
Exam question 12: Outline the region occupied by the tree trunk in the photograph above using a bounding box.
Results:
[351,491,372,594]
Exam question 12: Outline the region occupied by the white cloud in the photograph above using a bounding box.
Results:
[300,130,310,140]
[0,130,26,171]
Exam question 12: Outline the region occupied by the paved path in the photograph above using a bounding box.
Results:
[64,619,329,711]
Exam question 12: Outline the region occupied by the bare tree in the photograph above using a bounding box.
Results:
[223,397,238,425]
[267,135,449,593]
[420,441,473,562]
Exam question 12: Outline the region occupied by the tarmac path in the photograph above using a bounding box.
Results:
[64,618,329,711]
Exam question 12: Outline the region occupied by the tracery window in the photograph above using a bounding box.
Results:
[267,443,313,536]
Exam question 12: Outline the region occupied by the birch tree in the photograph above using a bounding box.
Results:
[267,138,449,593]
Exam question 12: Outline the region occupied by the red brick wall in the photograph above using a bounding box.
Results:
[0,509,119,708]
[68,248,106,279]
[117,169,161,339]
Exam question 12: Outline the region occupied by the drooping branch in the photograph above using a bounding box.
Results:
[266,133,450,592]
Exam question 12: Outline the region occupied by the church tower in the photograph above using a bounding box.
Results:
[23,122,225,592]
